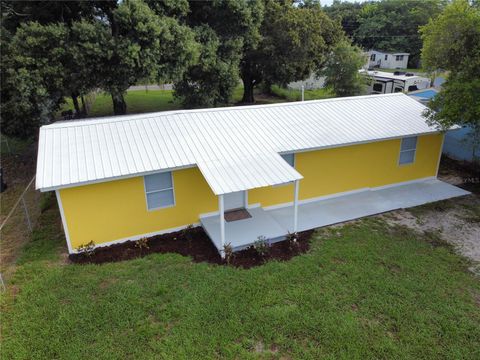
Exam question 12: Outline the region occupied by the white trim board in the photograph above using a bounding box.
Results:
[55,190,73,254]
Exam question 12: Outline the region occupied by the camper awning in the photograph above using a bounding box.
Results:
[197,152,303,195]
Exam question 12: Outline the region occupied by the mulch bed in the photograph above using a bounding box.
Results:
[69,227,314,269]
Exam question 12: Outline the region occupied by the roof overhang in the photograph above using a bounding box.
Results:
[197,152,303,196]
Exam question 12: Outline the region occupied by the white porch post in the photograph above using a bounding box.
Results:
[293,180,300,232]
[219,194,226,258]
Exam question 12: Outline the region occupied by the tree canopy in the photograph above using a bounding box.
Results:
[320,39,367,97]
[1,0,374,137]
[240,0,342,103]
[420,0,480,161]
[324,0,446,68]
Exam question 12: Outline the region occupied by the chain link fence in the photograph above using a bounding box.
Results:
[0,176,42,282]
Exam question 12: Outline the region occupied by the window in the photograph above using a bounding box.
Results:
[407,85,418,92]
[370,54,376,61]
[399,136,417,165]
[281,153,295,167]
[395,55,404,61]
[384,54,388,60]
[144,172,175,210]
[394,87,403,93]
[372,83,383,92]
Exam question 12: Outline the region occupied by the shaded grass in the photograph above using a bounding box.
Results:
[86,90,181,118]
[270,85,335,102]
[2,211,480,359]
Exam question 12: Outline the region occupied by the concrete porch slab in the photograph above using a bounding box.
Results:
[201,179,470,254]
[267,179,470,232]
[200,207,286,252]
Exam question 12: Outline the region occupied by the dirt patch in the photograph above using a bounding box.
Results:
[438,156,480,195]
[69,227,314,269]
[382,195,480,274]
[380,157,480,274]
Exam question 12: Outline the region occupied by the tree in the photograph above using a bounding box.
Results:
[98,0,199,114]
[168,0,263,108]
[421,0,480,160]
[320,39,366,97]
[173,25,242,108]
[354,0,445,68]
[1,22,69,137]
[240,1,341,103]
[323,0,363,40]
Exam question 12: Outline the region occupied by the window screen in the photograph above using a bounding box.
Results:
[144,172,175,210]
[281,153,295,167]
[399,136,417,165]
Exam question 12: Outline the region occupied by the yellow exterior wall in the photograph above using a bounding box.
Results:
[60,133,442,249]
[249,134,443,206]
[60,167,217,249]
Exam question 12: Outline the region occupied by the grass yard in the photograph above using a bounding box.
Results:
[61,85,333,120]
[270,85,335,102]
[1,196,479,359]
[83,90,182,118]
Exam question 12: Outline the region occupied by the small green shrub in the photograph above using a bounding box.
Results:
[254,236,270,257]
[76,241,96,257]
[181,224,195,243]
[135,237,150,250]
[223,243,234,264]
[286,232,299,252]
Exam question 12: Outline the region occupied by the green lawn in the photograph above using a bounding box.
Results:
[271,85,335,102]
[2,199,479,359]
[84,90,182,118]
[62,85,333,120]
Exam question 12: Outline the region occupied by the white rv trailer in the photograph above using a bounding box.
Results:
[361,70,431,94]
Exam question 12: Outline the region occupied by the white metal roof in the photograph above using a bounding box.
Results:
[36,93,440,194]
[361,70,428,81]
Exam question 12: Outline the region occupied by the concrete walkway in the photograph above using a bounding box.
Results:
[200,179,470,254]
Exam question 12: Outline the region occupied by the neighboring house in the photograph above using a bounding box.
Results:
[366,50,409,69]
[361,70,430,94]
[36,94,468,257]
[409,88,480,162]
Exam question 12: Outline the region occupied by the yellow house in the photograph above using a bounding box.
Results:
[35,94,467,257]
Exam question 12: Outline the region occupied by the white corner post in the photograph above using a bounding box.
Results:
[219,194,225,258]
[301,85,305,102]
[293,180,300,233]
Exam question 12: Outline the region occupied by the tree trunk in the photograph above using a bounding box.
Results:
[111,91,127,115]
[241,79,255,103]
[71,94,81,117]
[80,95,87,116]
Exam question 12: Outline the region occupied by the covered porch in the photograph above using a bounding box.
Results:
[200,178,469,256]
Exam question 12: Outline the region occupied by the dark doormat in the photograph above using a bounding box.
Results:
[224,208,252,222]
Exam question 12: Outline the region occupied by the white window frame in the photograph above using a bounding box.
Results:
[396,55,404,61]
[143,171,176,211]
[398,136,417,166]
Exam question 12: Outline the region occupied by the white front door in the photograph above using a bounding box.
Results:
[224,191,246,211]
